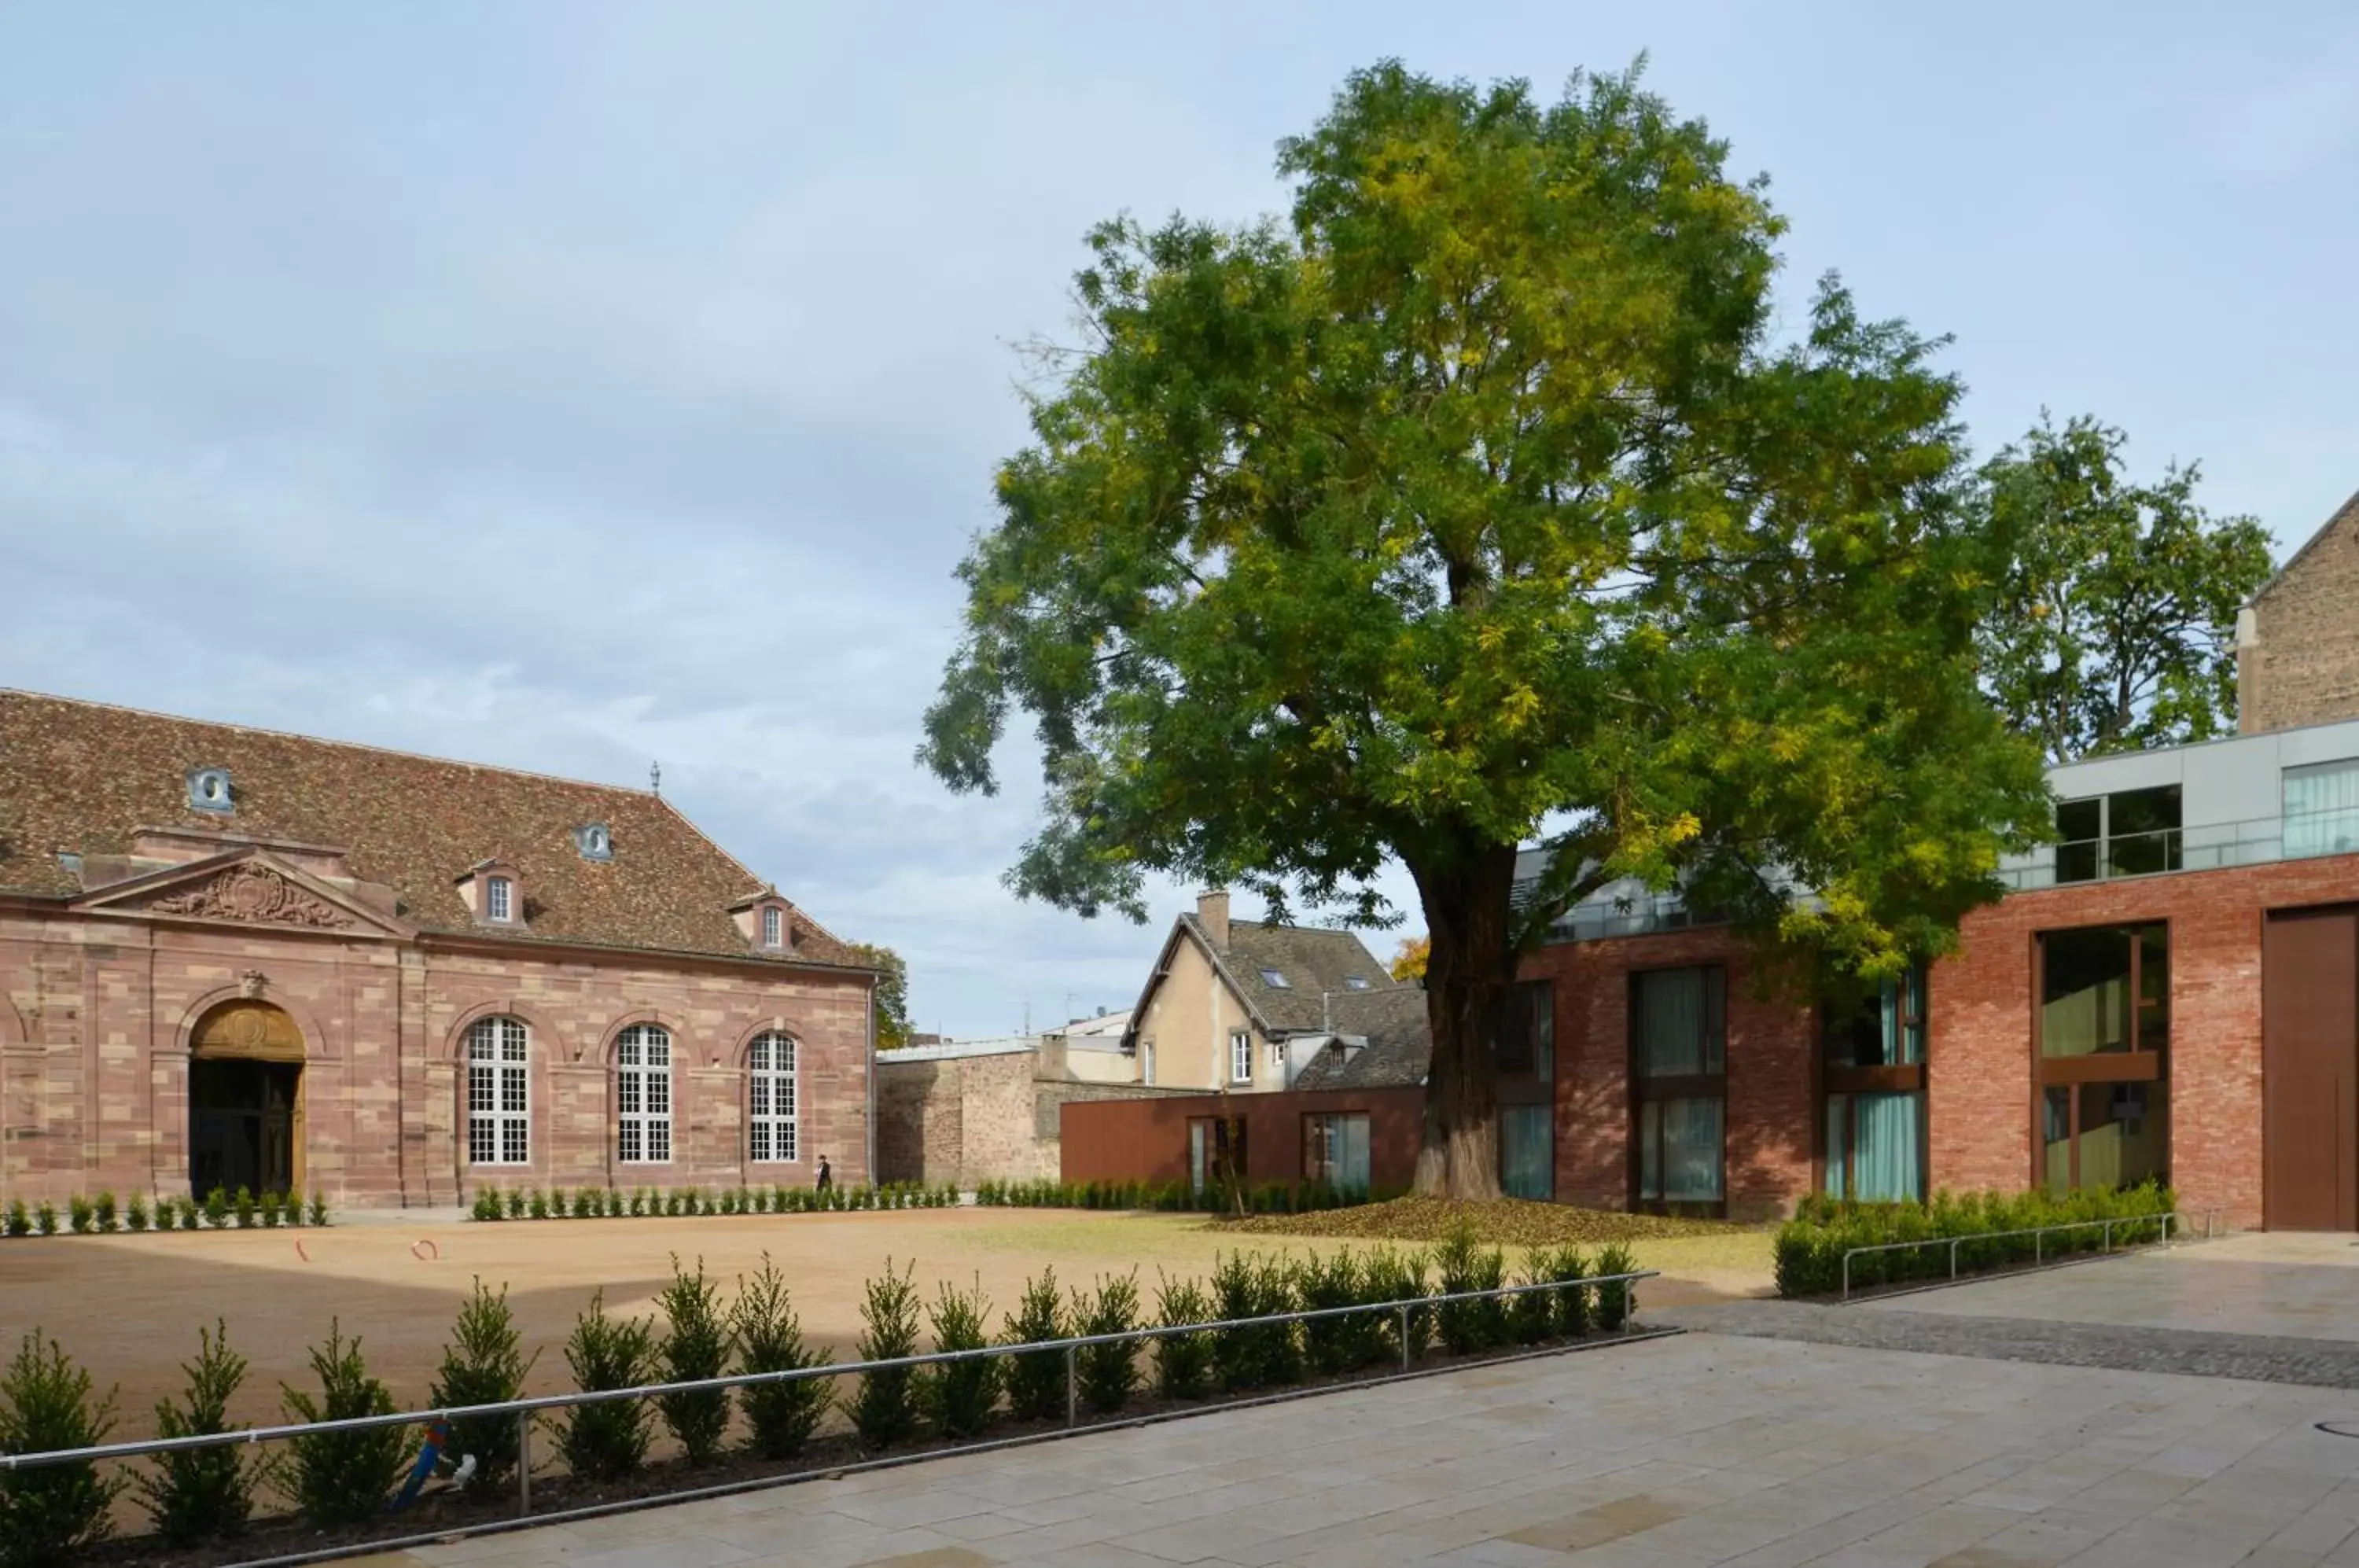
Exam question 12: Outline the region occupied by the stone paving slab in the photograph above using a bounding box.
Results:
[347,1328,2359,1568]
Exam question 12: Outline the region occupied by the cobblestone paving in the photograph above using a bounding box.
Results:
[1660,1297,2359,1390]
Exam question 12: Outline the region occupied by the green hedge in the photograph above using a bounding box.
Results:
[973,1176,1397,1213]
[1774,1182,2177,1298]
[467,1180,958,1221]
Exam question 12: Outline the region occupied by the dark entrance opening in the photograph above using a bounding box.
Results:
[190,1058,300,1198]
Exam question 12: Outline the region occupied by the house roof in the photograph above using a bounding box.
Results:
[1124,905,1415,1045]
[0,690,864,968]
[1288,985,1433,1090]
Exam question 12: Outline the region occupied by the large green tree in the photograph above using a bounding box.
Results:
[1975,414,2276,764]
[849,944,912,1050]
[922,62,2050,1196]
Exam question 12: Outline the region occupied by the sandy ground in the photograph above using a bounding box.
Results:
[0,1209,1771,1437]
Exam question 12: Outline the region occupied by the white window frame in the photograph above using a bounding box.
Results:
[466,1016,529,1165]
[1267,1036,1286,1082]
[761,904,783,948]
[616,1023,673,1164]
[747,1031,798,1163]
[1141,1039,1156,1084]
[485,875,513,923]
[1231,1028,1253,1084]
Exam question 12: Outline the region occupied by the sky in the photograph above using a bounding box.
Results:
[2,3,2356,1036]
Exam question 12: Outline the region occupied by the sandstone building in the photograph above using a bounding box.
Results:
[0,691,877,1209]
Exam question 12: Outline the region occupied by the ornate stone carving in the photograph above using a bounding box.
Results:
[240,970,267,999]
[149,863,355,929]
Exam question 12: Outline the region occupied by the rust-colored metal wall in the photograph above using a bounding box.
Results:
[1060,1087,1426,1187]
[2263,906,2359,1230]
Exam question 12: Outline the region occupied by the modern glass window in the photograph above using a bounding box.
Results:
[1822,968,1927,1202]
[1191,1116,1245,1195]
[1500,1104,1554,1200]
[2036,925,2168,1192]
[466,1016,529,1165]
[1632,966,1726,1208]
[2055,786,2182,883]
[1259,968,1290,989]
[485,875,513,923]
[616,1023,673,1164]
[2285,760,2359,859]
[1230,1029,1253,1084]
[1493,980,1555,1082]
[747,1032,797,1163]
[1140,1040,1156,1085]
[1303,1112,1371,1193]
[761,905,783,948]
[1343,975,1371,991]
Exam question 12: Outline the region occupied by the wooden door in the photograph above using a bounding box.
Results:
[2263,908,2359,1231]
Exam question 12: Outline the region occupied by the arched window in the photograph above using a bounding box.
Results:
[748,1032,797,1162]
[616,1023,672,1163]
[466,1016,529,1165]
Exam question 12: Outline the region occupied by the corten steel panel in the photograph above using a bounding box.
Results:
[1060,1087,1426,1187]
[2262,907,2359,1231]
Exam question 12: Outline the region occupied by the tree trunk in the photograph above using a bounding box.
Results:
[1410,839,1520,1200]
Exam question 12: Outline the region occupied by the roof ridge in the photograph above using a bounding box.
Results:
[2247,484,2359,607]
[0,688,657,799]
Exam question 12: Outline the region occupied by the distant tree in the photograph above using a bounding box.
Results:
[850,944,912,1049]
[1976,414,2275,764]
[920,61,2051,1197]
[1389,937,1430,985]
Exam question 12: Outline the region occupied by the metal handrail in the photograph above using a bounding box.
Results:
[1838,1213,2194,1301]
[0,1267,1658,1518]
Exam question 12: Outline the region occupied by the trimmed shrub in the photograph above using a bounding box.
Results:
[126,1195,150,1234]
[655,1257,733,1465]
[68,1195,93,1235]
[848,1259,922,1448]
[429,1279,535,1490]
[4,1198,28,1237]
[732,1255,831,1459]
[1294,1250,1366,1376]
[551,1186,572,1219]
[1152,1275,1213,1400]
[94,1192,118,1233]
[506,1188,528,1220]
[921,1277,999,1438]
[35,1202,58,1237]
[1533,1245,1592,1338]
[664,1191,684,1217]
[1209,1251,1297,1389]
[285,1193,305,1228]
[471,1189,503,1222]
[177,1199,201,1232]
[259,1191,282,1228]
[1073,1273,1142,1415]
[279,1320,401,1527]
[629,1187,649,1217]
[1507,1260,1555,1345]
[1432,1226,1507,1353]
[134,1319,252,1546]
[232,1187,256,1229]
[1362,1245,1432,1361]
[1592,1242,1636,1331]
[1773,1182,2177,1299]
[0,1329,123,1566]
[202,1187,229,1228]
[606,1187,622,1217]
[309,1190,329,1228]
[529,1188,550,1221]
[1000,1268,1066,1423]
[718,1187,739,1217]
[555,1291,656,1482]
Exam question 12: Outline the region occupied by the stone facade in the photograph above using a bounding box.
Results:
[0,690,875,1209]
[874,1039,1191,1188]
[2239,488,2359,735]
[1517,852,2359,1230]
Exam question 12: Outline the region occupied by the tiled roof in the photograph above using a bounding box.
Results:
[1289,984,1432,1090]
[0,690,863,968]
[1191,916,1398,1033]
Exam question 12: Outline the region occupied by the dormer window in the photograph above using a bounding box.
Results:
[458,860,524,928]
[187,767,234,814]
[574,823,613,862]
[762,904,784,949]
[485,875,514,923]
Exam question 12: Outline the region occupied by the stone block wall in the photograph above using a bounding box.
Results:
[2240,492,2359,735]
[874,1047,1198,1188]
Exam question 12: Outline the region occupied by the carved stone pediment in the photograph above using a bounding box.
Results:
[74,848,411,937]
[149,863,355,929]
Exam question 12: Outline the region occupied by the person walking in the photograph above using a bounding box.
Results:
[815,1154,833,1194]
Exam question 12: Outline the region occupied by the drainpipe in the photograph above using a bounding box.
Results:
[863,976,877,1185]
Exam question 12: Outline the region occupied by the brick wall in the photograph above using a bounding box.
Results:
[2241,491,2359,734]
[1518,852,2359,1230]
[0,906,874,1207]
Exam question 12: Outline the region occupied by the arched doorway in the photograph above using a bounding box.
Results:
[189,1001,305,1198]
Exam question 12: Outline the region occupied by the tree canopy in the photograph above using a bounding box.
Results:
[1974,414,2275,764]
[1389,935,1430,984]
[922,61,2052,1194]
[851,943,912,1050]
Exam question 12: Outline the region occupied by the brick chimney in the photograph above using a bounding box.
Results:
[1196,888,1231,948]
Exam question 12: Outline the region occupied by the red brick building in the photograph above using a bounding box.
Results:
[0,691,878,1209]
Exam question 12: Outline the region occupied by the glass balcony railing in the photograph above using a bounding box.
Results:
[2000,804,2359,892]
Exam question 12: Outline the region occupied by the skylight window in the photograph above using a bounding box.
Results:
[1260,967,1290,988]
[1344,975,1371,991]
